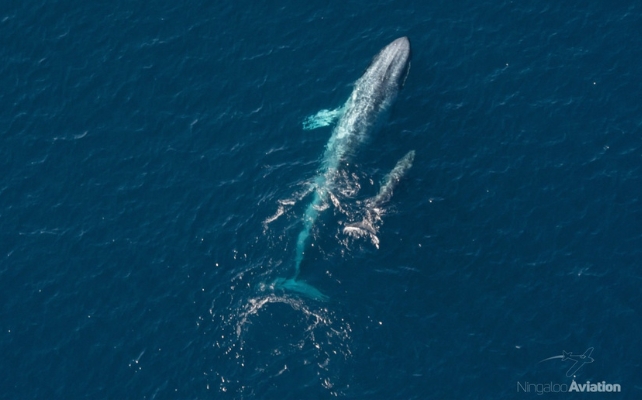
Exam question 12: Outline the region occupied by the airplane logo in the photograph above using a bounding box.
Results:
[539,347,594,377]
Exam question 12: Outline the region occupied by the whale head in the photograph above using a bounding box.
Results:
[347,36,411,120]
[362,36,411,93]
[382,37,411,87]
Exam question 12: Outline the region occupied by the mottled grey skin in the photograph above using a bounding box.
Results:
[367,150,415,208]
[344,150,415,248]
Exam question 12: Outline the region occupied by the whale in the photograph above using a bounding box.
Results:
[343,150,415,248]
[274,37,411,300]
[367,149,415,209]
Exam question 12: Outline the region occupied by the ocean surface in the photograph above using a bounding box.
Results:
[1,0,641,398]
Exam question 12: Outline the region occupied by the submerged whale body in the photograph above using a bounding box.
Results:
[275,37,411,300]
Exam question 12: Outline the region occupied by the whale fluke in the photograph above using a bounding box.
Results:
[273,278,329,301]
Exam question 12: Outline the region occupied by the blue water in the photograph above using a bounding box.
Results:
[1,0,641,398]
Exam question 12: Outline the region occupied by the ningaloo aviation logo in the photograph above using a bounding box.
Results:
[516,347,622,395]
[538,347,595,377]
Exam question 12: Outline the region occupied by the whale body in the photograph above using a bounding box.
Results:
[367,149,415,209]
[343,150,415,249]
[275,37,411,300]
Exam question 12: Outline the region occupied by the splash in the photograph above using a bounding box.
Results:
[207,290,353,396]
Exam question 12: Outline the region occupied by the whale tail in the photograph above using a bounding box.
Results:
[273,277,329,301]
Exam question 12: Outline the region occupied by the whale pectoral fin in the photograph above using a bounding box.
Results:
[302,106,344,130]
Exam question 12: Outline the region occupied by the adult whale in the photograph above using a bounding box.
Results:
[274,37,411,300]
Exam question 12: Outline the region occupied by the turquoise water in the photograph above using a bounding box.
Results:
[1,1,641,398]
